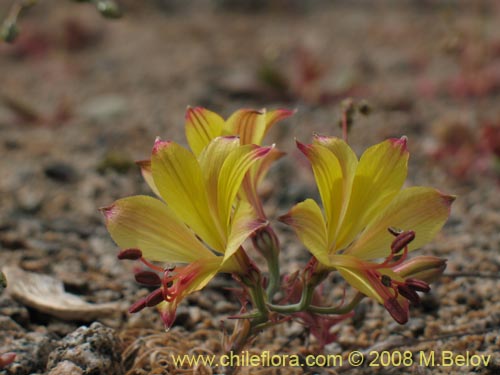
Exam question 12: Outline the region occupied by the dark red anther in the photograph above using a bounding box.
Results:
[134,271,161,286]
[145,288,164,307]
[384,297,408,324]
[390,230,415,254]
[117,248,143,260]
[405,278,431,293]
[128,297,147,313]
[397,284,421,306]
[381,274,392,287]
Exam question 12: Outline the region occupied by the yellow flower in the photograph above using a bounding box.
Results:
[280,135,455,323]
[102,136,271,327]
[185,106,294,218]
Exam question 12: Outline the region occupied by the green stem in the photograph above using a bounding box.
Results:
[267,284,315,314]
[268,291,364,315]
[308,292,364,314]
[265,253,280,300]
[247,283,269,326]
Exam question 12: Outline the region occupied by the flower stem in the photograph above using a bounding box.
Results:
[308,292,364,314]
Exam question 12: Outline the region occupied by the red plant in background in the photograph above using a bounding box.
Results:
[430,119,500,181]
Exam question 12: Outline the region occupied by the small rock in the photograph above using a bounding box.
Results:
[0,332,56,375]
[79,95,128,122]
[46,322,123,375]
[0,315,24,332]
[47,360,83,375]
[44,162,77,183]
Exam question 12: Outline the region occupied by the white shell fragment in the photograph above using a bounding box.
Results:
[2,266,120,321]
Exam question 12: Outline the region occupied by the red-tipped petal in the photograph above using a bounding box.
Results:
[295,140,311,156]
[389,136,409,155]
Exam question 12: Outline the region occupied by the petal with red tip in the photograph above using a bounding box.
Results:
[241,147,285,218]
[335,137,409,250]
[101,195,214,263]
[217,143,272,231]
[197,136,241,229]
[151,139,225,252]
[264,109,295,138]
[224,109,266,145]
[311,136,358,246]
[297,141,345,251]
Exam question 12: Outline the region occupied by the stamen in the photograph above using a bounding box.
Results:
[405,278,430,293]
[140,257,164,273]
[117,248,142,260]
[128,297,147,313]
[145,288,165,307]
[397,284,421,306]
[391,231,416,254]
[134,271,161,286]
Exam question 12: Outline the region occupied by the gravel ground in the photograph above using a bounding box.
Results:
[1,1,499,374]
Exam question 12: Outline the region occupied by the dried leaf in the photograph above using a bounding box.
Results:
[2,266,120,321]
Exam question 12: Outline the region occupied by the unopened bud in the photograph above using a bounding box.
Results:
[252,226,280,260]
[117,248,142,260]
[134,271,161,286]
[393,256,447,282]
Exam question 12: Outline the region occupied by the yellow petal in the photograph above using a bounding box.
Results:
[336,137,409,250]
[311,136,358,244]
[217,143,272,231]
[185,107,225,156]
[197,136,241,229]
[242,147,285,218]
[101,195,214,263]
[279,199,329,265]
[344,187,455,260]
[156,257,222,328]
[297,141,343,251]
[224,109,266,145]
[264,109,295,139]
[224,200,266,261]
[136,160,161,197]
[330,255,403,304]
[151,139,225,253]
